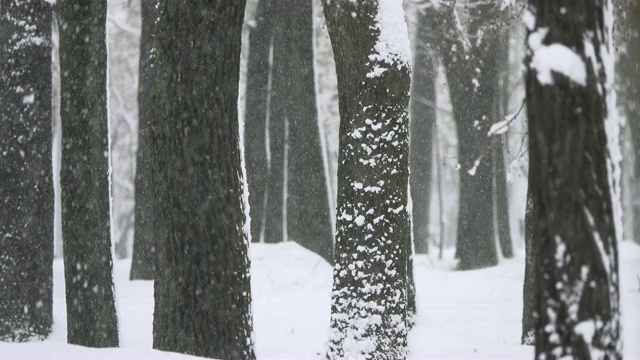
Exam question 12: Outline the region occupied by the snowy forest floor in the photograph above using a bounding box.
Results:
[2,241,639,359]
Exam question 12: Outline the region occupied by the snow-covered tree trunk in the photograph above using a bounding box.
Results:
[526,0,622,358]
[150,2,255,359]
[322,0,413,358]
[0,0,54,341]
[57,0,119,348]
[130,0,156,281]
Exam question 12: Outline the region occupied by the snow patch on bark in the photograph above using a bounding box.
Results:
[529,27,586,86]
[367,0,411,77]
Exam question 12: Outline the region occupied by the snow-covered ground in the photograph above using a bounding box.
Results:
[2,241,639,359]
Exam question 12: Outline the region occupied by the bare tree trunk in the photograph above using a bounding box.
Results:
[58,0,119,347]
[0,0,53,341]
[150,2,255,359]
[130,0,157,281]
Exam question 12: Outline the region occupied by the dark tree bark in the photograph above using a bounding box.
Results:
[409,8,437,255]
[285,0,334,264]
[439,3,501,270]
[130,0,157,281]
[57,0,119,348]
[0,0,53,341]
[527,1,622,358]
[245,0,272,244]
[322,1,412,358]
[150,2,255,359]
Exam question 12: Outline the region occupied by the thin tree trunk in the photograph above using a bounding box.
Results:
[527,1,622,357]
[130,0,157,281]
[245,0,272,244]
[58,0,119,347]
[409,8,437,255]
[494,29,514,259]
[0,0,54,341]
[285,0,334,264]
[150,2,255,359]
[521,182,537,345]
[322,1,412,358]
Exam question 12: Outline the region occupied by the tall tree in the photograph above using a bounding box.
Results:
[245,0,273,244]
[322,1,413,358]
[409,7,437,255]
[245,0,333,261]
[130,0,157,281]
[526,0,622,358]
[57,0,119,347]
[0,0,54,341]
[285,0,334,263]
[434,2,510,270]
[150,1,255,359]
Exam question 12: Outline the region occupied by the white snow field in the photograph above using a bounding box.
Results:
[1,241,638,360]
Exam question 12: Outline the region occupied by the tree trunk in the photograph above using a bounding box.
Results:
[58,0,119,348]
[409,8,437,255]
[527,1,622,358]
[150,2,255,359]
[439,4,500,270]
[322,1,412,358]
[493,29,513,259]
[245,0,272,244]
[0,0,54,341]
[285,0,334,264]
[130,0,157,281]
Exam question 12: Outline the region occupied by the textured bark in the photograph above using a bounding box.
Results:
[130,0,157,281]
[527,1,622,358]
[150,2,255,359]
[58,0,119,348]
[322,1,412,358]
[409,9,437,255]
[285,0,334,263]
[0,0,53,341]
[438,4,500,270]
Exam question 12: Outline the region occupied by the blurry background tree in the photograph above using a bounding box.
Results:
[245,0,333,263]
[57,0,119,347]
[130,0,156,281]
[0,0,54,342]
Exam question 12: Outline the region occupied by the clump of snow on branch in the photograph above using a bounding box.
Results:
[529,28,587,86]
[367,0,411,77]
